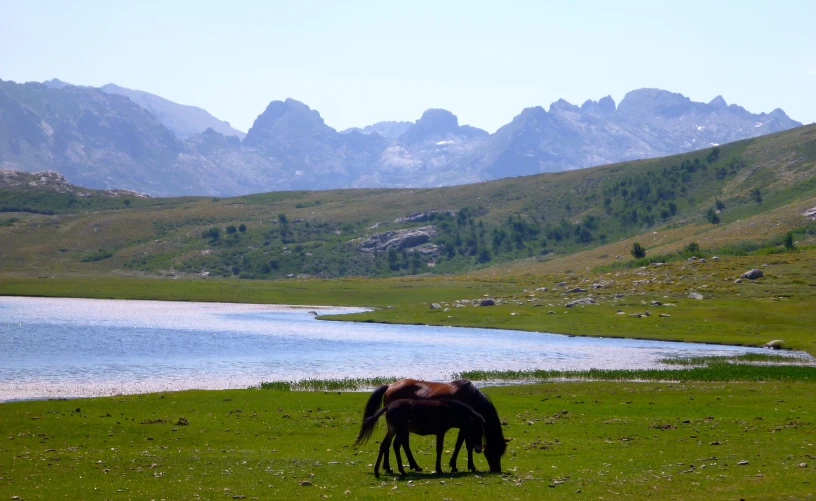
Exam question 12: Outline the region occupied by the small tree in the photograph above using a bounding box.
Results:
[752,188,762,204]
[278,213,288,224]
[706,207,720,224]
[631,242,646,259]
[202,227,220,242]
[715,198,725,211]
[685,242,700,254]
[783,232,796,250]
[387,248,399,270]
[238,223,246,232]
[226,225,237,234]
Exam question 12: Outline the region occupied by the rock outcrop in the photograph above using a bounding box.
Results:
[358,226,438,253]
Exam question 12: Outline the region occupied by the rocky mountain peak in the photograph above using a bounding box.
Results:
[581,95,617,115]
[399,108,462,145]
[243,98,333,149]
[516,106,548,122]
[708,95,728,110]
[42,78,72,89]
[549,98,580,113]
[617,88,699,118]
[419,108,459,126]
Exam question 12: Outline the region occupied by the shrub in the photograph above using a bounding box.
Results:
[783,232,795,250]
[631,242,646,259]
[706,208,720,224]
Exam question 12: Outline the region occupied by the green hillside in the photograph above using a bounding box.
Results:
[2,125,816,279]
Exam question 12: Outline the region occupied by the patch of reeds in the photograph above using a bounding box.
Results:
[455,363,816,383]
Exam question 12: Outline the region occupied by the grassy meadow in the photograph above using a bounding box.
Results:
[1,381,814,500]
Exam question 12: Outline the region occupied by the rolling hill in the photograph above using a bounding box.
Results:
[2,124,815,280]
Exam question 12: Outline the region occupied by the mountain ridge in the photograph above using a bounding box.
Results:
[0,79,803,196]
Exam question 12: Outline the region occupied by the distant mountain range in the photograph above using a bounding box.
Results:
[0,77,804,196]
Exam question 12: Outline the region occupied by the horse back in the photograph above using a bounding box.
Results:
[383,379,459,405]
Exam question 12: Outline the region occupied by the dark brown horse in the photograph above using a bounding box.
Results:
[360,379,508,473]
[354,398,485,477]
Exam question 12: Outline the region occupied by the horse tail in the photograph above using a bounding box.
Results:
[362,384,389,420]
[354,406,387,447]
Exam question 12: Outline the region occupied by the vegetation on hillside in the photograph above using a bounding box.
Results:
[5,125,816,280]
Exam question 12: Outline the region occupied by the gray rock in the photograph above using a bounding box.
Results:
[567,287,588,293]
[556,282,567,287]
[615,293,624,299]
[734,278,743,284]
[688,292,704,300]
[650,300,663,306]
[659,313,671,318]
[358,226,438,253]
[740,269,764,280]
[480,298,496,306]
[429,303,442,310]
[804,207,816,220]
[763,339,784,349]
[565,298,596,307]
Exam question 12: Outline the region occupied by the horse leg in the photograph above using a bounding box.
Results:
[435,433,445,475]
[466,443,478,472]
[393,431,407,476]
[378,430,395,475]
[449,430,465,472]
[400,433,422,472]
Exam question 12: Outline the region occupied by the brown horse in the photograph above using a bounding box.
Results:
[360,379,508,473]
[354,398,485,477]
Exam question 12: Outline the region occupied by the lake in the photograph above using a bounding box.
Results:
[0,296,793,401]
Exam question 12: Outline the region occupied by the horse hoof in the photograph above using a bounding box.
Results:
[450,467,459,473]
[412,467,423,472]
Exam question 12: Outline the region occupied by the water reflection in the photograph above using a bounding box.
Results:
[0,296,800,400]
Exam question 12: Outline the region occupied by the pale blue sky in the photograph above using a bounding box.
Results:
[2,0,814,133]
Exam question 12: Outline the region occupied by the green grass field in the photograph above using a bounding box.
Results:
[2,381,813,500]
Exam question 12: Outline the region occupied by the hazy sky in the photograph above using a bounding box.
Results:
[2,0,814,133]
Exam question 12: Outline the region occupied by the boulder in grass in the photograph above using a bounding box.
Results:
[567,287,588,293]
[566,298,596,307]
[740,269,764,280]
[688,292,704,300]
[480,298,495,306]
[430,303,442,310]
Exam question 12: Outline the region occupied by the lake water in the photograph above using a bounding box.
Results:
[0,296,796,401]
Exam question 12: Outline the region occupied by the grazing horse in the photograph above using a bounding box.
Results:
[354,398,485,477]
[360,379,509,473]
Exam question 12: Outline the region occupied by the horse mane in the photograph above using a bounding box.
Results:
[452,380,507,456]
